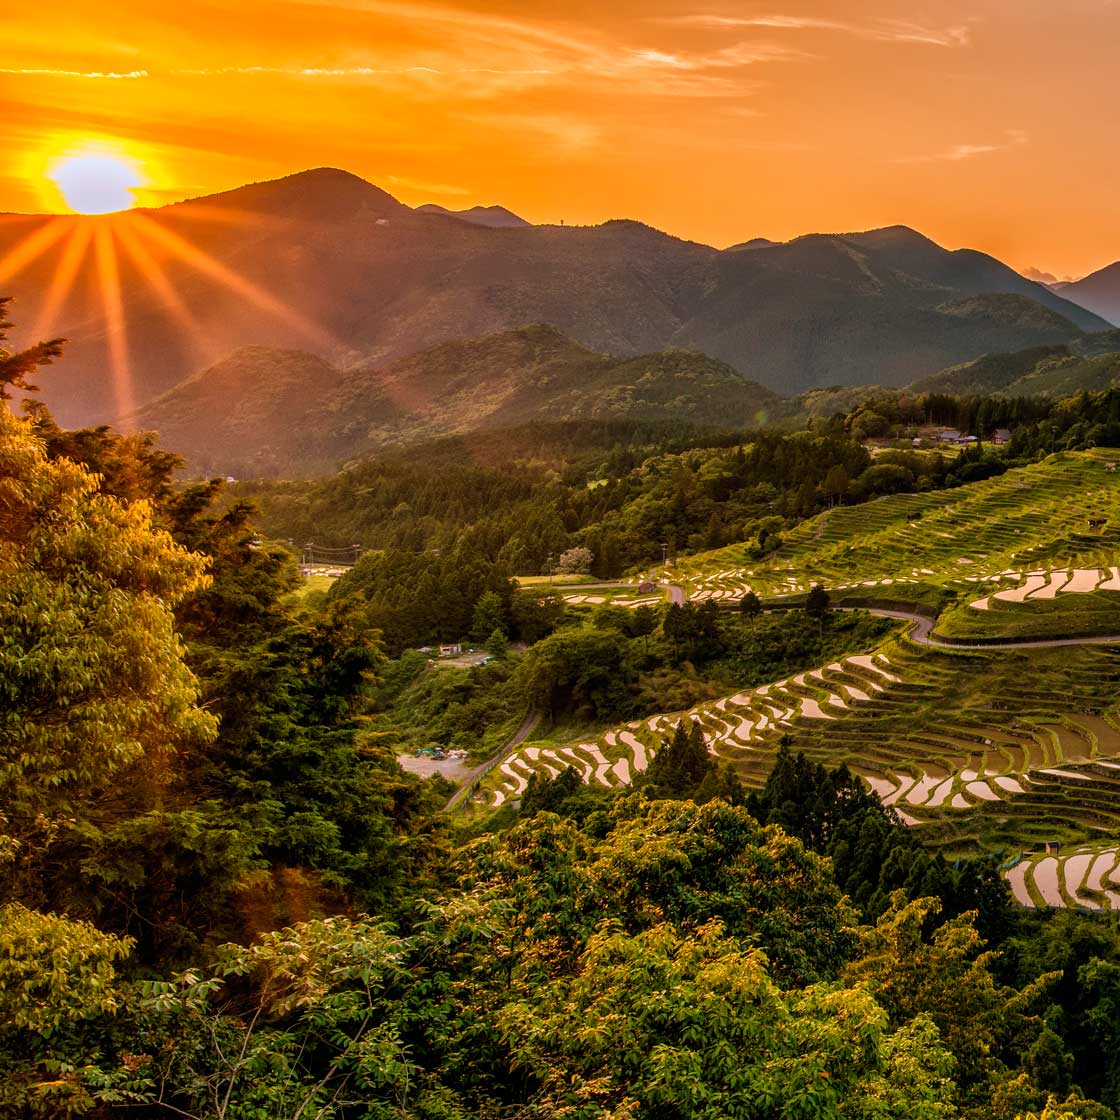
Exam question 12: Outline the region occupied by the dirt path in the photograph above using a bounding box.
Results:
[443,708,543,811]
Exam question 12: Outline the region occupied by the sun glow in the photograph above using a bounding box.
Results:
[48,151,144,215]
[0,141,335,425]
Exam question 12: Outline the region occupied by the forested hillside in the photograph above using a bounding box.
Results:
[8,299,1120,1118]
[128,325,781,477]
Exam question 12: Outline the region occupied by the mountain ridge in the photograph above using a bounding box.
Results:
[0,166,1110,426]
[416,202,531,228]
[1058,261,1120,327]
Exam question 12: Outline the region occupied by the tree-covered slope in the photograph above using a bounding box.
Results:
[129,325,781,476]
[912,339,1120,398]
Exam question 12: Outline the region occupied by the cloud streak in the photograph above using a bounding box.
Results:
[897,130,1028,163]
[659,13,972,47]
[0,67,150,78]
[174,65,553,77]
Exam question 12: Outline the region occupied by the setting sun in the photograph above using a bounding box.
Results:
[48,152,143,215]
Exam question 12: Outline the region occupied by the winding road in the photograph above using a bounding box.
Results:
[443,708,542,811]
[663,581,1120,651]
[848,607,1120,651]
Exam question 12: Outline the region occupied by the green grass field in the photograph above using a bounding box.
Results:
[288,573,337,603]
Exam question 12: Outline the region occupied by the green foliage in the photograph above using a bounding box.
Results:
[519,626,635,721]
[740,588,763,616]
[0,904,132,1118]
[645,718,715,795]
[0,406,215,905]
[521,766,585,817]
[15,396,442,951]
[378,655,525,759]
[844,893,1056,1106]
[750,746,1014,940]
[0,297,63,400]
[806,582,831,617]
[470,589,507,643]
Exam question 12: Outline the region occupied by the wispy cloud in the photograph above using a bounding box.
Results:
[897,129,1028,163]
[0,0,807,104]
[0,67,149,78]
[174,65,552,77]
[658,13,972,47]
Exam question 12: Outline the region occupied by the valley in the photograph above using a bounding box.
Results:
[448,449,1120,912]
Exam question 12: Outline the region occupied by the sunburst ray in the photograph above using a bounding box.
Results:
[112,218,195,331]
[128,213,335,349]
[31,222,94,341]
[93,223,134,419]
[0,218,69,285]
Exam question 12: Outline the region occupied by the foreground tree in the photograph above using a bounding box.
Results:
[0,296,62,401]
[0,404,214,899]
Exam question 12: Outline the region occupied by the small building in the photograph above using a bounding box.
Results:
[938,429,962,443]
[439,643,462,656]
[637,581,657,594]
[991,428,1011,445]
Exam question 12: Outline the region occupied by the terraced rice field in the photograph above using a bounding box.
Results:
[480,451,1120,909]
[1007,844,1120,910]
[934,569,1120,641]
[967,567,1120,609]
[561,591,663,608]
[484,636,1120,819]
[479,632,1120,906]
[673,450,1120,601]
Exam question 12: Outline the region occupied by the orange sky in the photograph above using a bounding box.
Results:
[4,0,1119,278]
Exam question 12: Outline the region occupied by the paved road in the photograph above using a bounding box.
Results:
[443,707,542,811]
[663,584,1120,651]
[861,607,1120,651]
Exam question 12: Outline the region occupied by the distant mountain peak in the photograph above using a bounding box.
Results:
[417,203,531,228]
[160,166,406,220]
[725,237,778,252]
[841,224,939,249]
[1044,261,1120,328]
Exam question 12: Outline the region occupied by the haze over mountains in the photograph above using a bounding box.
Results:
[2,166,1115,434]
[129,324,781,477]
[1057,263,1120,327]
